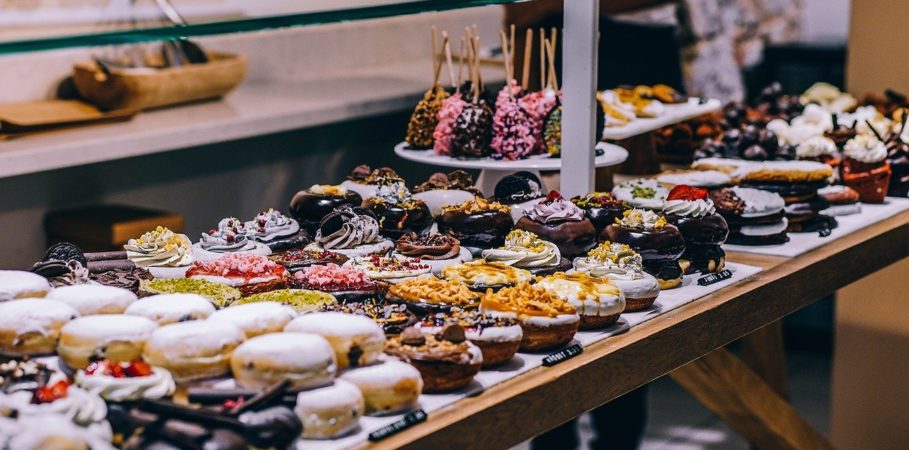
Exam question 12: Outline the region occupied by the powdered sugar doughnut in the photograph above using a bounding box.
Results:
[123,293,215,325]
[339,360,423,415]
[57,315,158,369]
[0,299,79,356]
[284,312,385,369]
[208,302,297,338]
[143,320,245,382]
[294,379,364,439]
[46,284,137,315]
[230,332,336,391]
[0,270,51,301]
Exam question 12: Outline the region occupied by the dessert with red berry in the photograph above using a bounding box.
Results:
[514,191,597,258]
[76,358,176,402]
[344,255,431,284]
[243,209,309,251]
[191,217,271,263]
[571,192,629,236]
[289,184,362,235]
[602,209,686,289]
[0,372,110,435]
[661,185,729,274]
[361,181,434,239]
[268,248,348,272]
[289,263,380,303]
[185,253,288,296]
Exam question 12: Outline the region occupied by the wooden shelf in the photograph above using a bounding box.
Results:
[359,210,909,449]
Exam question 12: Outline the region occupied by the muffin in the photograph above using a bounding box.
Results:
[481,229,570,275]
[514,191,597,258]
[602,209,686,289]
[437,197,515,251]
[573,241,661,311]
[842,134,892,203]
[289,184,362,234]
[385,325,483,393]
[361,182,434,239]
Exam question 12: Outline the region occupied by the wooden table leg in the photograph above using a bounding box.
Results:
[669,348,834,450]
[741,320,790,400]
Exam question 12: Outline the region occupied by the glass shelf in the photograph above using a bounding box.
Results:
[0,0,527,55]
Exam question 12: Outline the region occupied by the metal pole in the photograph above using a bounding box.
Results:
[560,0,599,197]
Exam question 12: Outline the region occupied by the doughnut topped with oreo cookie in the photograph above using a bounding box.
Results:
[494,171,546,221]
[289,184,362,234]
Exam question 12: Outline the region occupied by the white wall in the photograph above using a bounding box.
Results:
[801,0,851,41]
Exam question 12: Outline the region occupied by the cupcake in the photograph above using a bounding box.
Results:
[437,197,515,251]
[515,191,596,258]
[481,229,570,275]
[602,209,686,289]
[243,209,309,251]
[384,325,483,393]
[361,182,434,239]
[340,166,405,199]
[320,300,417,336]
[796,135,841,169]
[494,171,545,222]
[412,170,481,216]
[139,278,241,308]
[419,308,522,367]
[439,260,533,291]
[307,206,394,258]
[289,184,363,234]
[393,232,472,274]
[611,179,670,210]
[661,185,729,274]
[842,134,892,203]
[386,277,480,315]
[535,272,625,330]
[343,255,431,284]
[124,226,194,279]
[185,254,287,297]
[288,263,379,303]
[571,192,629,236]
[268,248,348,272]
[709,187,789,246]
[573,241,661,311]
[192,217,271,263]
[233,289,338,313]
[480,282,579,351]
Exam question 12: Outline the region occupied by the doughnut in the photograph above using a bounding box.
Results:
[0,299,79,357]
[143,321,246,382]
[123,293,215,325]
[230,332,336,391]
[46,284,137,315]
[0,270,51,301]
[294,379,364,439]
[208,302,298,338]
[57,314,158,369]
[9,415,115,450]
[339,360,423,415]
[283,312,385,369]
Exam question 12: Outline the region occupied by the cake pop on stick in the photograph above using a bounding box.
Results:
[491,28,536,160]
[405,27,450,149]
[522,32,559,154]
[433,37,466,156]
[450,32,494,158]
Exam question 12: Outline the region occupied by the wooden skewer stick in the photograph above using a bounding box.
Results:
[456,37,465,93]
[443,31,456,88]
[539,28,546,90]
[500,30,511,82]
[433,34,448,86]
[431,26,438,85]
[474,35,483,94]
[546,38,558,90]
[522,28,533,90]
[510,24,516,77]
[550,27,558,57]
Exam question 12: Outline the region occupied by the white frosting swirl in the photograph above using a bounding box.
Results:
[662,198,715,218]
[0,383,108,428]
[844,134,887,163]
[245,209,300,242]
[75,367,176,402]
[125,227,194,268]
[482,230,561,268]
[524,198,585,223]
[200,217,258,252]
[572,242,644,281]
[316,209,381,249]
[796,136,837,158]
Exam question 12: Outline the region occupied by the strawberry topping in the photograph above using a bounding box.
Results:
[31,380,69,404]
[667,185,708,201]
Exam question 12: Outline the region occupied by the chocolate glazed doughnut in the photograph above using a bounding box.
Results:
[438,209,514,249]
[603,224,686,287]
[514,218,596,258]
[289,187,362,234]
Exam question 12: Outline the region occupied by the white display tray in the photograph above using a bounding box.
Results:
[602,98,722,141]
[299,261,763,449]
[394,141,628,171]
[724,197,909,257]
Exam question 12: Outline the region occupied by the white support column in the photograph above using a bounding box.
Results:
[560,0,600,197]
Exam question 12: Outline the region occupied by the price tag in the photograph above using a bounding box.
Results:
[697,269,732,286]
[542,344,583,367]
[819,227,832,237]
[368,410,427,441]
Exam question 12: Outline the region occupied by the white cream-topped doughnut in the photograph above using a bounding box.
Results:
[0,270,51,301]
[208,302,298,338]
[482,308,581,328]
[123,293,215,325]
[57,315,158,369]
[76,366,176,402]
[9,414,115,450]
[230,332,336,391]
[46,284,137,315]
[611,273,661,302]
[284,312,385,369]
[143,320,245,382]
[339,360,423,415]
[0,383,112,442]
[535,277,626,318]
[294,379,364,439]
[0,299,79,356]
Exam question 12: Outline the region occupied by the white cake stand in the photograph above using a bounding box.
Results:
[394,141,628,195]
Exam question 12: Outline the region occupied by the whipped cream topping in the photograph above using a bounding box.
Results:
[662,198,716,218]
[199,218,257,253]
[612,179,669,209]
[524,197,585,223]
[125,226,194,268]
[573,242,644,281]
[317,209,381,249]
[244,209,300,242]
[76,367,176,402]
[482,230,561,268]
[796,136,837,158]
[617,209,667,230]
[800,82,857,113]
[0,383,108,428]
[730,187,786,217]
[844,134,887,163]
